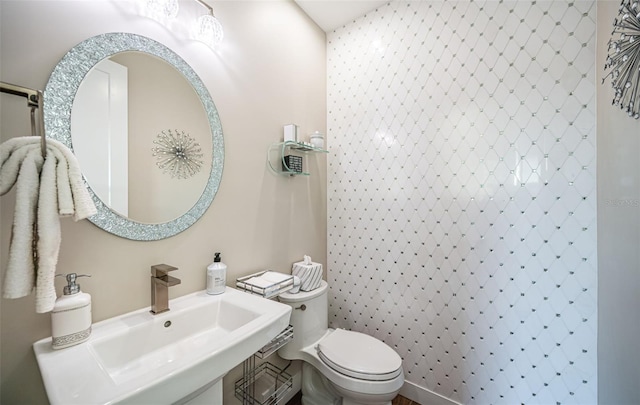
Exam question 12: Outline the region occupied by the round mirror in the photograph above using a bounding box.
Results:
[44,33,224,240]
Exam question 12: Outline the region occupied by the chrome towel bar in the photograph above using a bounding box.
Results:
[0,81,46,157]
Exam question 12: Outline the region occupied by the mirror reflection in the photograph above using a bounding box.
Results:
[71,52,212,224]
[44,33,224,241]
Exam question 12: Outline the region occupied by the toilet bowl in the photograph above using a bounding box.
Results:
[277,280,404,405]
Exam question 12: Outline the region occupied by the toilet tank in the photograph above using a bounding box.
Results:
[277,280,328,360]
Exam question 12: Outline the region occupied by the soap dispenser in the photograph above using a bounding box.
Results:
[206,252,227,295]
[51,273,92,350]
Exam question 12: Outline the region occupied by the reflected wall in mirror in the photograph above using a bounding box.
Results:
[72,52,212,223]
[45,33,224,240]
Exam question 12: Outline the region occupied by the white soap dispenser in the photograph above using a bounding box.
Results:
[206,252,227,295]
[51,273,92,350]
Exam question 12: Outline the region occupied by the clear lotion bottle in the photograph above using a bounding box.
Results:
[206,252,227,295]
[51,273,92,349]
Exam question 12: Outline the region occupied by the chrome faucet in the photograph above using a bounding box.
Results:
[150,264,181,314]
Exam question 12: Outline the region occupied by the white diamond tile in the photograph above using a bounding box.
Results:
[328,1,596,404]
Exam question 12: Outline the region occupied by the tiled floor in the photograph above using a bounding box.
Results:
[285,392,420,405]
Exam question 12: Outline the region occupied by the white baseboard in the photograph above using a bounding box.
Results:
[399,380,461,405]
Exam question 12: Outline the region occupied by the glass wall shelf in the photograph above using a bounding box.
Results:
[267,141,328,176]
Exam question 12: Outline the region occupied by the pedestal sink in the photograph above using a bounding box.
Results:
[33,287,292,404]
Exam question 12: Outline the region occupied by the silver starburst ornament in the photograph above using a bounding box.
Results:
[604,0,640,119]
[151,129,204,179]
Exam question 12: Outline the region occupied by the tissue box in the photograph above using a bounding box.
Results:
[292,261,322,291]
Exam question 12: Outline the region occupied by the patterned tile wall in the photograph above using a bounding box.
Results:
[326,1,597,404]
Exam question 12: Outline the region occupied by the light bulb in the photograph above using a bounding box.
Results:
[146,0,179,20]
[192,14,224,48]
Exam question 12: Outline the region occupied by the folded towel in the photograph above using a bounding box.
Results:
[261,271,293,284]
[35,148,61,312]
[239,271,294,297]
[0,141,40,194]
[0,136,97,312]
[47,145,74,216]
[46,138,96,221]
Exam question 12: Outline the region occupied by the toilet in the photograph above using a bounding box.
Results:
[277,280,404,405]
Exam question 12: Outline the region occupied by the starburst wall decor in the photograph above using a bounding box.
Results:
[151,129,204,179]
[604,0,640,119]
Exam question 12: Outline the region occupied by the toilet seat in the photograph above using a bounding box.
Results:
[316,329,402,381]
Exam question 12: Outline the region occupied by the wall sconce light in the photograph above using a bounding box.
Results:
[141,0,224,49]
[604,0,640,119]
[145,0,180,21]
[191,0,224,48]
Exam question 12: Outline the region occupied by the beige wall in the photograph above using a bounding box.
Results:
[0,1,326,403]
[597,2,640,404]
[111,52,213,223]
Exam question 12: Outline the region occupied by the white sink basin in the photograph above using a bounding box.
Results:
[33,287,292,404]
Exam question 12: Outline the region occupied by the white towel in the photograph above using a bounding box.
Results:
[240,271,294,297]
[35,148,61,312]
[2,146,43,299]
[47,145,74,216]
[245,276,272,289]
[261,271,293,283]
[46,138,96,221]
[0,136,97,313]
[0,140,40,193]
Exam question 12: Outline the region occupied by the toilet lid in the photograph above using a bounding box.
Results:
[317,329,402,381]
